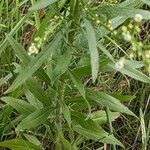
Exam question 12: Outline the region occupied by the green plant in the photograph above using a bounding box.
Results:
[0,0,150,149]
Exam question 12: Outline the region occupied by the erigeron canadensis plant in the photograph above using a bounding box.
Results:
[0,0,150,150]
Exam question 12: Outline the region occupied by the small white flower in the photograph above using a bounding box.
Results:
[115,58,125,70]
[128,24,133,29]
[108,20,112,24]
[95,14,98,17]
[123,32,132,42]
[145,50,150,58]
[134,14,143,23]
[34,37,41,42]
[135,26,141,32]
[122,26,127,32]
[113,31,117,35]
[96,19,100,24]
[28,43,38,55]
[129,53,134,58]
[110,27,113,30]
[84,7,88,11]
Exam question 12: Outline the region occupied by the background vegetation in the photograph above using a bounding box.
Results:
[0,0,150,149]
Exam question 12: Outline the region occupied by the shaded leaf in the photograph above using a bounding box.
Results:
[25,90,43,109]
[6,34,62,93]
[25,78,50,106]
[0,139,41,150]
[17,107,52,131]
[52,50,71,83]
[6,34,51,85]
[89,110,120,125]
[69,71,85,99]
[111,93,136,102]
[86,89,136,117]
[61,102,72,127]
[97,6,150,20]
[72,111,124,147]
[1,97,35,116]
[24,134,42,147]
[29,0,58,11]
[0,12,32,55]
[111,63,150,84]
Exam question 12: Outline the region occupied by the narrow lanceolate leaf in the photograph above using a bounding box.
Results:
[72,111,124,147]
[86,89,136,117]
[1,97,35,116]
[17,107,51,131]
[0,73,13,87]
[29,0,58,11]
[111,63,150,84]
[97,6,150,20]
[6,34,51,85]
[90,110,120,125]
[6,35,62,93]
[6,34,30,64]
[61,102,72,127]
[24,134,42,146]
[25,90,43,110]
[0,139,42,150]
[52,50,71,84]
[0,12,31,55]
[140,0,150,6]
[26,78,50,106]
[84,18,99,83]
[69,71,85,99]
[98,43,115,62]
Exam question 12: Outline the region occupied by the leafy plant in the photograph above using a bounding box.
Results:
[0,0,150,149]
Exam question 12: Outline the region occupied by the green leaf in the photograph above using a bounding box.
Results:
[29,0,58,11]
[6,34,29,65]
[72,111,124,147]
[111,63,150,84]
[16,107,51,131]
[52,50,71,83]
[0,139,41,150]
[66,96,93,110]
[61,102,72,127]
[69,71,85,99]
[0,73,13,87]
[6,34,62,93]
[89,110,120,125]
[6,34,51,85]
[97,6,150,20]
[25,90,43,109]
[25,78,50,106]
[125,60,144,69]
[86,89,136,117]
[1,97,35,116]
[57,129,72,150]
[84,18,99,83]
[3,116,23,133]
[24,134,42,147]
[98,43,115,62]
[72,57,109,79]
[140,0,150,6]
[0,12,32,55]
[111,93,136,102]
